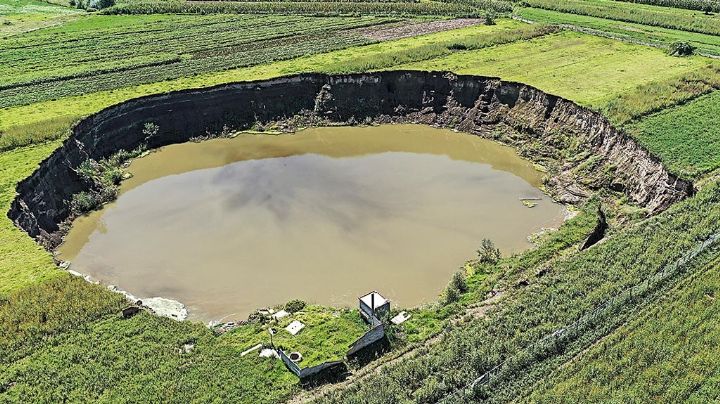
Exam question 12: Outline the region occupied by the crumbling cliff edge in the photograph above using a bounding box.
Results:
[9,71,694,248]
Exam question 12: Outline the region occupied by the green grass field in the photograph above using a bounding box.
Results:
[0,0,82,36]
[0,142,63,295]
[0,14,394,108]
[517,7,720,57]
[401,31,707,107]
[629,91,720,179]
[526,247,720,402]
[3,1,720,401]
[0,19,552,149]
[522,0,720,36]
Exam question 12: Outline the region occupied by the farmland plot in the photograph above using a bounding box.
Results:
[0,14,394,108]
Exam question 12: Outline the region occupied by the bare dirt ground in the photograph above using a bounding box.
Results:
[354,18,484,41]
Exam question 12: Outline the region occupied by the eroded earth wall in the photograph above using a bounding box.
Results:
[9,71,694,247]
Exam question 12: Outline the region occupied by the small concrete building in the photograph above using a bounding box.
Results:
[359,291,390,324]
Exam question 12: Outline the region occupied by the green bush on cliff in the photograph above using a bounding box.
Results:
[71,147,146,215]
[284,299,306,313]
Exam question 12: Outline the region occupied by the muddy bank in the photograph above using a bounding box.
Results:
[9,71,693,248]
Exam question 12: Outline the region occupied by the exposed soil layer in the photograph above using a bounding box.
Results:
[9,71,693,248]
[353,18,484,41]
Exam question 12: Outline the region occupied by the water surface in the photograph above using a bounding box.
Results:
[58,125,566,321]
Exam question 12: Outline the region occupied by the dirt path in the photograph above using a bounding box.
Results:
[354,18,485,42]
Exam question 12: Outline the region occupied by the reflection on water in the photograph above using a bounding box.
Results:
[57,125,566,321]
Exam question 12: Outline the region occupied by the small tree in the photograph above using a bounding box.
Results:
[477,239,501,265]
[703,4,712,15]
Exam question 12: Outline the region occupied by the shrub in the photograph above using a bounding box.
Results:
[284,299,306,313]
[450,270,468,294]
[444,285,461,305]
[413,376,447,403]
[443,271,467,305]
[477,239,501,264]
[447,43,468,51]
[70,191,100,214]
[669,41,696,56]
[95,0,115,9]
[484,11,496,25]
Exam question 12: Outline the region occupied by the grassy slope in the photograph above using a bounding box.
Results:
[527,248,720,402]
[399,30,707,108]
[629,91,720,179]
[0,276,297,403]
[0,142,63,294]
[0,274,372,402]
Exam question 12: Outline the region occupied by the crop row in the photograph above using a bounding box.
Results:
[327,24,558,73]
[192,0,420,3]
[438,0,512,12]
[3,14,303,50]
[102,1,486,17]
[0,32,372,108]
[527,244,720,402]
[629,90,720,179]
[617,0,720,13]
[516,7,720,58]
[319,181,720,402]
[0,15,382,85]
[521,0,720,37]
[0,15,391,108]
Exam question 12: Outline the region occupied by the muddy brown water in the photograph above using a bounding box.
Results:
[57,124,566,322]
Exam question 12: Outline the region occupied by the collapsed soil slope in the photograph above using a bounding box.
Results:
[9,71,693,247]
